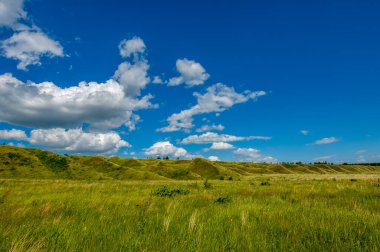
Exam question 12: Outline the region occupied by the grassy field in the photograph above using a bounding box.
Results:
[1,175,380,251]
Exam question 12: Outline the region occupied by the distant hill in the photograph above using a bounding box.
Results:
[0,145,379,180]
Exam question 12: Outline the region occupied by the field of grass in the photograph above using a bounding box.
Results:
[1,145,380,251]
[1,175,380,251]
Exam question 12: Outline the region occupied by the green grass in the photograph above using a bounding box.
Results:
[1,145,380,251]
[1,176,380,251]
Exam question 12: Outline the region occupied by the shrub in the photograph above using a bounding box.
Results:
[214,196,231,204]
[260,181,270,186]
[152,186,189,197]
[220,176,224,180]
[350,179,358,182]
[228,176,233,181]
[203,179,212,189]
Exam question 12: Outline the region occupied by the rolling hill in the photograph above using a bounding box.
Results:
[0,145,379,180]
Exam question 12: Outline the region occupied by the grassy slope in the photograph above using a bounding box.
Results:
[0,145,379,181]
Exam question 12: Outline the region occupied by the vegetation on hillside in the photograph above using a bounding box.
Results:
[1,145,379,180]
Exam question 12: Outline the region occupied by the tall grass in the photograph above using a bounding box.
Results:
[0,176,379,251]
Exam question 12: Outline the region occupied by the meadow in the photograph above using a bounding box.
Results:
[1,175,380,251]
[0,146,380,251]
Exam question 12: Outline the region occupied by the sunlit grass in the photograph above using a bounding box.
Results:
[1,175,379,251]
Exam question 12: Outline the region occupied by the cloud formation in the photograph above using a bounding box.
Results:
[28,128,130,154]
[313,137,339,145]
[0,72,155,131]
[144,141,188,158]
[168,58,209,87]
[0,128,129,154]
[233,148,277,163]
[0,129,27,141]
[208,156,219,161]
[209,142,234,150]
[118,37,146,59]
[182,132,271,144]
[0,0,26,28]
[196,124,224,133]
[158,83,266,132]
[0,0,64,70]
[1,30,64,70]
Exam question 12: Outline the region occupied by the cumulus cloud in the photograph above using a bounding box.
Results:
[119,36,146,59]
[0,0,64,70]
[0,0,26,28]
[168,58,210,87]
[313,155,335,162]
[208,156,219,161]
[1,30,64,70]
[144,141,189,158]
[182,132,271,144]
[209,142,234,150]
[113,61,150,97]
[158,83,266,132]
[234,148,277,163]
[0,129,27,140]
[313,137,339,145]
[113,37,151,97]
[152,76,164,84]
[0,73,156,130]
[28,128,130,154]
[196,124,224,133]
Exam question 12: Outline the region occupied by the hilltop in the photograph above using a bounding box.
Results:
[0,145,379,180]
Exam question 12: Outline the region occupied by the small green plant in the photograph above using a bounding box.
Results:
[350,179,358,182]
[203,179,212,189]
[220,176,224,180]
[260,181,270,186]
[228,176,233,181]
[214,196,231,204]
[152,186,189,197]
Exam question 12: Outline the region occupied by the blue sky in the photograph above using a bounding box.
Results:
[0,0,379,163]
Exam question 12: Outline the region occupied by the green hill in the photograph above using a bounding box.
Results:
[0,145,379,180]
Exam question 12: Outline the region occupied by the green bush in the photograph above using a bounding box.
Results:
[214,196,231,204]
[152,186,190,197]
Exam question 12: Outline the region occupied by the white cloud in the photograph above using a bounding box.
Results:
[182,132,271,144]
[0,73,156,130]
[113,61,150,97]
[0,129,27,140]
[301,130,309,136]
[158,83,266,132]
[313,155,335,162]
[234,148,277,163]
[152,76,163,84]
[209,142,234,150]
[208,156,219,161]
[28,128,130,154]
[168,58,210,87]
[0,0,26,28]
[1,30,64,70]
[119,36,146,59]
[144,141,188,158]
[313,137,339,145]
[113,37,151,97]
[0,0,64,70]
[196,124,224,133]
